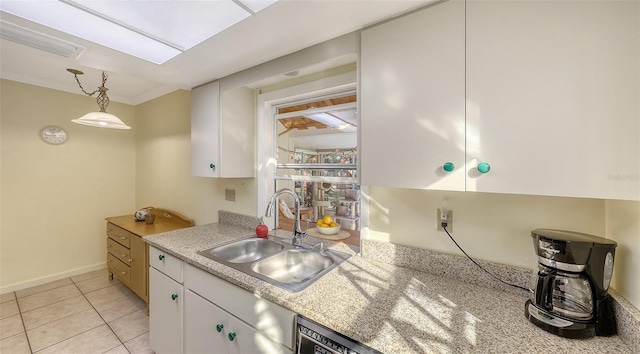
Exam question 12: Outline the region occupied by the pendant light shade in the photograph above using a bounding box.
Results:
[72,111,131,129]
[67,68,131,129]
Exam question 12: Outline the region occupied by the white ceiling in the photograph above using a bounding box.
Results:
[0,0,434,105]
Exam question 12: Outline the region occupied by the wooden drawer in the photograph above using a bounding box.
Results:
[107,238,131,266]
[150,247,183,283]
[107,253,131,286]
[107,222,130,248]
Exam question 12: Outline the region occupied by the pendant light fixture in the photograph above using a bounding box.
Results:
[67,68,131,129]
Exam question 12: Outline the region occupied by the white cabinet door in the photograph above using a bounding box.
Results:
[149,267,183,354]
[184,264,295,349]
[220,86,255,178]
[184,290,228,353]
[185,289,292,354]
[227,315,292,354]
[191,82,255,178]
[466,0,639,200]
[360,0,466,190]
[191,81,221,177]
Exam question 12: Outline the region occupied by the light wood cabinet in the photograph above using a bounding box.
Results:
[106,209,193,303]
[191,82,255,178]
[360,0,465,191]
[360,0,639,200]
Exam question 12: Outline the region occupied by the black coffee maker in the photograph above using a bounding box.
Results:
[524,229,617,338]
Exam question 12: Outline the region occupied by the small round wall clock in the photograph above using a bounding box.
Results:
[39,126,69,145]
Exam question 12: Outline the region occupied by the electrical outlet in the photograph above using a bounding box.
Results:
[436,208,452,232]
[225,189,236,202]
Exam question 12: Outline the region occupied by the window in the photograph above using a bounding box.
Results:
[271,90,361,243]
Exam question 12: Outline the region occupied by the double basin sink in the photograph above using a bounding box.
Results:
[197,237,351,292]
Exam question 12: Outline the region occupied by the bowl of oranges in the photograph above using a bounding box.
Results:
[316,215,341,235]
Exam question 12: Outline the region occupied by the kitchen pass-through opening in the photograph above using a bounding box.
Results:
[273,89,360,247]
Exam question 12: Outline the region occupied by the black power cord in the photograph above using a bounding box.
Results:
[442,224,531,293]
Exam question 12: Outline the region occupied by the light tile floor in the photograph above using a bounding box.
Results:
[0,269,151,354]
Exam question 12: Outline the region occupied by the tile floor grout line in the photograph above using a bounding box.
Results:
[6,270,145,354]
[20,293,85,314]
[18,291,85,316]
[32,323,109,354]
[26,277,108,354]
[77,278,133,354]
[15,280,73,300]
[13,290,34,354]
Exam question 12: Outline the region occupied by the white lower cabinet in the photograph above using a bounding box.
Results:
[184,264,295,354]
[185,290,292,354]
[149,266,184,354]
[149,249,296,354]
[184,290,229,352]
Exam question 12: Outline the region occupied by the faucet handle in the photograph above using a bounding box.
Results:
[301,219,311,234]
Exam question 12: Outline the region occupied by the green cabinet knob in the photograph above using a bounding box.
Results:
[216,324,224,333]
[209,163,215,169]
[477,162,491,174]
[158,255,165,260]
[171,293,178,301]
[228,332,236,341]
[443,162,455,172]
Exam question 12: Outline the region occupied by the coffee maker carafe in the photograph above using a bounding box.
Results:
[525,229,617,338]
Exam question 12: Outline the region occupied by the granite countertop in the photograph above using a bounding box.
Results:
[143,222,632,353]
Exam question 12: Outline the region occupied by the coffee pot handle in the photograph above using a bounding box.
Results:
[535,270,555,311]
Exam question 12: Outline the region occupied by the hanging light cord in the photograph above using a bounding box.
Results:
[69,70,110,112]
[443,226,532,293]
[72,71,108,97]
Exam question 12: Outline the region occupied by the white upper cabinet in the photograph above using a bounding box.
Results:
[466,0,639,200]
[360,0,466,190]
[360,0,639,200]
[191,82,255,178]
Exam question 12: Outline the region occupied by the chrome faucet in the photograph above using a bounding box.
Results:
[265,188,307,247]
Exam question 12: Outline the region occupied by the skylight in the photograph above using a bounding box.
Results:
[0,0,278,64]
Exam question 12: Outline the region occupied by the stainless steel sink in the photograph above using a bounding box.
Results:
[251,249,333,284]
[197,237,350,292]
[198,238,284,263]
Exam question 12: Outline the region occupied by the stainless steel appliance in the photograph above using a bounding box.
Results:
[296,315,381,354]
[525,229,617,338]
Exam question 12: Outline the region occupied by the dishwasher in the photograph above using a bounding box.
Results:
[296,315,382,354]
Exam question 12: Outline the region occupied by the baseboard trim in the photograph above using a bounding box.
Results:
[0,262,107,295]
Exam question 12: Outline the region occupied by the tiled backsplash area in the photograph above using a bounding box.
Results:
[362,238,640,351]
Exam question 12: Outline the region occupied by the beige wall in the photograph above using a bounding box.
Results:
[368,188,640,309]
[134,90,255,225]
[0,80,135,291]
[368,188,606,270]
[606,200,640,308]
[2,79,638,312]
